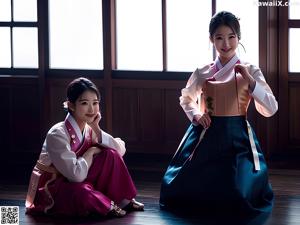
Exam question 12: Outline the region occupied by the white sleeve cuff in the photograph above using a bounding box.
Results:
[101,131,113,147]
[100,131,126,156]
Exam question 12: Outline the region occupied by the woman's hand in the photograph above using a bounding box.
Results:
[193,113,211,129]
[87,146,102,155]
[234,64,256,91]
[82,146,102,169]
[87,112,102,138]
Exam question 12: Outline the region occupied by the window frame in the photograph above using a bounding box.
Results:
[0,0,38,75]
[0,0,261,80]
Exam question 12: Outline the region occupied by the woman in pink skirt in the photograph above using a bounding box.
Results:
[26,77,143,218]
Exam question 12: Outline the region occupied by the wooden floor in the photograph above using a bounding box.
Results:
[1,167,300,225]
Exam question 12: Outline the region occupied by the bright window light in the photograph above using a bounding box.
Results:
[0,28,11,68]
[289,1,300,19]
[13,27,38,68]
[49,0,103,69]
[13,0,37,22]
[166,0,212,72]
[116,0,162,71]
[289,28,300,72]
[0,0,11,21]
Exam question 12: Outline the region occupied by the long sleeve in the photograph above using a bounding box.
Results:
[92,129,126,157]
[45,124,89,182]
[179,66,211,122]
[249,65,278,117]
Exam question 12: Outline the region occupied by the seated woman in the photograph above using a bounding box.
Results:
[26,77,144,218]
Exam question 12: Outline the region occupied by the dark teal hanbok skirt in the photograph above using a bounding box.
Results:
[160,116,273,214]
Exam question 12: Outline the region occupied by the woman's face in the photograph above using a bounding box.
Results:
[69,90,100,126]
[210,25,239,64]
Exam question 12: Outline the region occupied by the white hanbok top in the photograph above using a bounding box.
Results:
[37,114,126,182]
[180,55,278,122]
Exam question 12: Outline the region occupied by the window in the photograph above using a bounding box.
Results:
[13,27,38,68]
[288,3,300,72]
[49,0,103,70]
[166,0,212,72]
[289,29,300,72]
[0,0,38,68]
[115,0,259,72]
[1,1,260,74]
[0,0,11,21]
[289,2,300,19]
[0,28,11,67]
[116,0,162,71]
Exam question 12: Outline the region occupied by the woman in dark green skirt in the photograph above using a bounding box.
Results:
[160,11,278,214]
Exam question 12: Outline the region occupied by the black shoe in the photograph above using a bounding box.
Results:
[124,199,144,212]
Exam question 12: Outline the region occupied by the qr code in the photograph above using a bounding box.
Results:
[0,206,19,225]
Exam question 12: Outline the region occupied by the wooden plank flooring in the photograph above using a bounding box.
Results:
[1,169,300,225]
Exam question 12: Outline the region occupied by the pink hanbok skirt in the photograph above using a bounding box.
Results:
[27,148,137,216]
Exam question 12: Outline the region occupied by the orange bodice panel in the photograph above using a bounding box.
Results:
[202,74,251,116]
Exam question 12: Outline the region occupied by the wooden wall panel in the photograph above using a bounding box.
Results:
[0,87,11,152]
[0,77,42,182]
[289,85,300,145]
[0,78,40,177]
[98,86,106,130]
[139,88,163,143]
[11,86,40,152]
[48,81,67,126]
[164,89,189,144]
[111,81,188,155]
[112,88,138,142]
